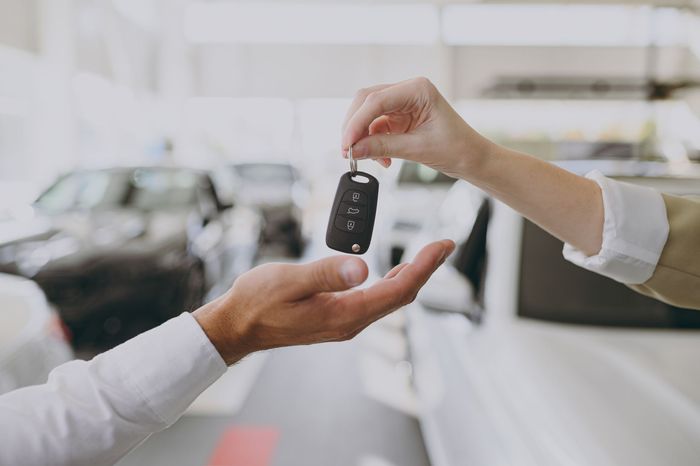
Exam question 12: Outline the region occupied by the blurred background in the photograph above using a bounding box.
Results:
[2,1,700,465]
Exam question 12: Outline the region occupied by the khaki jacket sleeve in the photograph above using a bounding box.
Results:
[628,193,700,310]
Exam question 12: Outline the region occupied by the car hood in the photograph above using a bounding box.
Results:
[385,185,453,227]
[423,314,700,466]
[0,209,192,277]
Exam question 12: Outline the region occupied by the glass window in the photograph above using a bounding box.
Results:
[518,219,700,328]
[35,169,199,212]
[233,163,296,184]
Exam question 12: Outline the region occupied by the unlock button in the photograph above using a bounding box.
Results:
[335,216,365,234]
[339,202,366,219]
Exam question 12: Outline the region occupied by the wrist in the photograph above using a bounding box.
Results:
[454,129,500,183]
[193,295,251,366]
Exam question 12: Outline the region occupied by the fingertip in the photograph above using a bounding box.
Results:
[351,141,370,159]
[340,257,368,287]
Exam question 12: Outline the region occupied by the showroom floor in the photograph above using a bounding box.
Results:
[116,237,430,466]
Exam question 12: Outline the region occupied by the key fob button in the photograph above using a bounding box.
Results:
[335,216,365,234]
[338,202,366,219]
[342,190,367,205]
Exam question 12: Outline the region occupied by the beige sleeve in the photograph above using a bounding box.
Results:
[628,193,700,310]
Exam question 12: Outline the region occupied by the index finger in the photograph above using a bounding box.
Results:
[341,83,392,148]
[341,79,418,151]
[335,239,456,327]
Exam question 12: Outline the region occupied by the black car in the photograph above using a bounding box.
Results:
[0,167,240,349]
[224,162,307,256]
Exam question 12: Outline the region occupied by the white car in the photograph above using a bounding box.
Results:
[405,161,700,466]
[0,273,73,395]
[375,161,456,272]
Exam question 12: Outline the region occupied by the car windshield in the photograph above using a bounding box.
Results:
[397,162,455,185]
[518,219,700,328]
[35,169,199,213]
[234,164,296,184]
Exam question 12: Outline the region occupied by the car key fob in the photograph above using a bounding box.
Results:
[325,171,379,254]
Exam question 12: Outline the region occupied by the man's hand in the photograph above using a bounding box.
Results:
[194,240,455,365]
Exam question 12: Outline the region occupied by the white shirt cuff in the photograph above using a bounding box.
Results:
[562,170,669,285]
[102,312,227,426]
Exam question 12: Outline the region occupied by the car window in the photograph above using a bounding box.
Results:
[234,164,296,183]
[518,219,700,328]
[35,169,199,212]
[35,172,129,212]
[397,162,455,185]
[129,169,198,210]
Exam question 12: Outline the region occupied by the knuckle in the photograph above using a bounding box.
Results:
[413,76,433,89]
[364,90,385,110]
[355,87,371,100]
[376,137,388,157]
[311,263,333,290]
[364,91,379,104]
[413,76,437,96]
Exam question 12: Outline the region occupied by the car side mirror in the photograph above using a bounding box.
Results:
[417,263,480,319]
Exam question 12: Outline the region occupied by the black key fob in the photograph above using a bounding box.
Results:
[325,171,379,254]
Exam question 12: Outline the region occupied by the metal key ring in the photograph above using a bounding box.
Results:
[348,145,358,176]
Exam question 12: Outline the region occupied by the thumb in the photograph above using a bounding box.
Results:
[292,256,368,296]
[351,133,421,161]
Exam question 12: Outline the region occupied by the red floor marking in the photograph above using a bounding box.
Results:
[207,427,279,466]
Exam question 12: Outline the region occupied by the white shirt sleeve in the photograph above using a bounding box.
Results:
[0,312,227,466]
[562,170,669,284]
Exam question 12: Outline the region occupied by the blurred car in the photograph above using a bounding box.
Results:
[375,161,456,272]
[0,167,261,350]
[223,162,308,257]
[405,161,700,466]
[0,273,73,395]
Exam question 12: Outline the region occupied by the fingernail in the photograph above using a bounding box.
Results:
[340,259,364,286]
[352,144,367,158]
[438,242,456,264]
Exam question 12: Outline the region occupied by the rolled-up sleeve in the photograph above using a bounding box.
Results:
[562,170,669,285]
[0,312,227,466]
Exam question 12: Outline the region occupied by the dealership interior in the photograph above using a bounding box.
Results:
[2,1,700,465]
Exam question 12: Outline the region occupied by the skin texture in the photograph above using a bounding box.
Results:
[341,77,604,257]
[194,239,455,365]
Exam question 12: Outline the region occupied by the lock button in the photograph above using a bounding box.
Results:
[334,216,365,234]
[342,190,367,205]
[338,202,366,220]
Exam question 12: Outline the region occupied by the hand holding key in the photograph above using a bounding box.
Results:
[341,77,494,181]
[342,77,606,258]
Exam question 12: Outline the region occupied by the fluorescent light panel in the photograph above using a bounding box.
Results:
[442,4,687,47]
[185,2,439,45]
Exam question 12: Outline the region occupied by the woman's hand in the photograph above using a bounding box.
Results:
[341,77,493,179]
[194,239,455,365]
[343,77,604,257]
